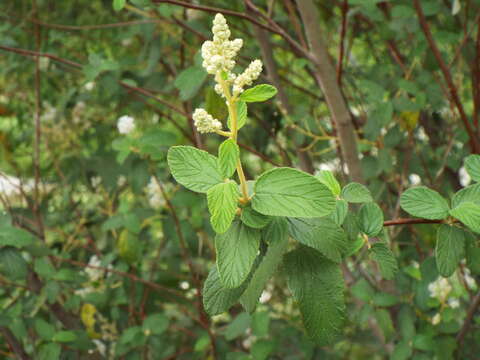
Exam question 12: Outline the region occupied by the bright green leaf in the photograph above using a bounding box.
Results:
[240,206,271,229]
[218,139,240,178]
[341,182,373,203]
[452,183,480,208]
[167,146,223,193]
[239,84,277,103]
[52,330,77,343]
[435,224,465,277]
[216,221,260,288]
[400,186,450,220]
[331,199,348,226]
[465,154,480,182]
[207,181,239,234]
[317,170,341,196]
[358,203,384,237]
[113,0,126,11]
[450,202,480,234]
[369,241,398,280]
[252,168,335,218]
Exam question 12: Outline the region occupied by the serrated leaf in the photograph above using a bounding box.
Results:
[287,218,347,263]
[203,267,247,316]
[167,146,223,193]
[317,170,341,196]
[252,168,335,218]
[369,241,398,280]
[452,183,480,208]
[239,84,277,103]
[207,181,239,234]
[284,246,345,345]
[228,101,248,130]
[0,247,27,280]
[0,226,35,248]
[174,66,207,100]
[435,224,465,277]
[450,202,480,234]
[216,221,261,288]
[341,182,373,203]
[465,154,480,182]
[358,203,384,237]
[331,199,348,226]
[400,186,450,220]
[240,219,289,312]
[218,139,240,178]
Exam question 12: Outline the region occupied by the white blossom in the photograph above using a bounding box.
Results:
[84,82,95,91]
[91,176,102,189]
[464,268,476,289]
[117,175,127,187]
[233,59,263,95]
[192,108,222,133]
[145,177,166,209]
[431,313,441,325]
[259,290,272,304]
[428,277,452,301]
[85,255,105,282]
[91,340,107,356]
[180,281,190,290]
[459,166,471,187]
[448,298,460,309]
[409,173,421,185]
[117,115,135,134]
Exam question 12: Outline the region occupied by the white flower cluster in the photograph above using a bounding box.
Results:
[146,177,166,209]
[192,108,222,133]
[428,277,452,301]
[200,13,263,98]
[233,59,263,96]
[117,115,135,134]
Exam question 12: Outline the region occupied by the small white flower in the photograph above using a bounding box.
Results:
[448,298,460,309]
[428,277,452,301]
[192,108,222,133]
[92,340,107,356]
[233,59,263,95]
[464,268,476,289]
[91,176,102,189]
[459,166,471,187]
[431,313,441,325]
[180,281,190,290]
[409,173,421,185]
[84,82,95,91]
[145,177,166,209]
[117,115,135,134]
[85,255,104,282]
[117,175,127,187]
[259,290,272,304]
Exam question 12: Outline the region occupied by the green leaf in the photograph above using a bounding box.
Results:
[450,202,480,234]
[0,226,35,248]
[239,84,277,103]
[400,186,450,220]
[225,312,251,340]
[52,330,77,343]
[174,66,207,101]
[284,246,345,345]
[207,181,239,234]
[0,247,27,280]
[218,139,240,178]
[251,339,275,360]
[287,218,347,263]
[465,154,480,182]
[317,170,341,196]
[240,206,271,229]
[369,241,398,280]
[240,219,289,312]
[216,221,261,288]
[358,203,384,237]
[38,343,61,360]
[34,257,56,279]
[252,168,335,218]
[113,0,126,11]
[341,182,373,203]
[203,267,246,316]
[228,101,248,130]
[35,318,56,341]
[331,199,348,226]
[167,146,223,193]
[143,313,169,335]
[435,224,465,277]
[452,183,480,208]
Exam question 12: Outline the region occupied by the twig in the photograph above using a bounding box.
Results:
[383,218,447,226]
[0,327,30,360]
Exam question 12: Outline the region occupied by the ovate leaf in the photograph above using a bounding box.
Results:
[0,226,35,248]
[400,187,450,220]
[167,146,223,193]
[316,170,341,196]
[216,221,261,288]
[203,267,247,316]
[452,183,480,207]
[465,154,480,182]
[240,219,289,312]
[287,218,347,263]
[239,84,277,103]
[174,66,207,101]
[0,247,27,280]
[341,182,373,203]
[358,203,384,237]
[240,206,271,229]
[369,242,398,280]
[252,168,335,218]
[450,202,480,234]
[331,199,348,226]
[284,246,345,345]
[218,139,240,178]
[435,224,465,277]
[207,181,239,234]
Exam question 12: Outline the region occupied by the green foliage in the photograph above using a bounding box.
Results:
[400,187,450,220]
[207,181,239,233]
[239,84,278,103]
[465,155,480,182]
[341,182,373,203]
[435,225,465,277]
[218,139,240,178]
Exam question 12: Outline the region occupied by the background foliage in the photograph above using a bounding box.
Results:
[1,0,480,359]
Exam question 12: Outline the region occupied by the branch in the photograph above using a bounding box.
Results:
[383,218,444,227]
[413,0,480,153]
[0,327,30,360]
